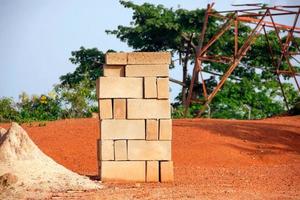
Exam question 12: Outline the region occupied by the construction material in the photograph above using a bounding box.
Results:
[97,52,173,182]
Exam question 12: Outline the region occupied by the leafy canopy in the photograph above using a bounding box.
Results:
[108,1,300,119]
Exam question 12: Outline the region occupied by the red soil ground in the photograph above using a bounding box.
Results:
[1,116,300,199]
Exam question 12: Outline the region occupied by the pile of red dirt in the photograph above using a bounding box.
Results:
[1,116,300,199]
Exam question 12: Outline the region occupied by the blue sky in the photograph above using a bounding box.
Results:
[0,0,298,102]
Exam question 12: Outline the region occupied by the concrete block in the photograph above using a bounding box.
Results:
[99,99,112,119]
[160,161,174,182]
[128,140,171,160]
[146,120,158,140]
[159,119,172,140]
[127,52,171,65]
[127,99,170,119]
[100,140,114,161]
[113,99,126,119]
[99,77,143,98]
[146,161,159,182]
[157,78,169,99]
[105,52,127,65]
[101,120,145,140]
[114,140,127,160]
[144,77,157,98]
[101,161,145,182]
[126,65,169,77]
[104,65,125,77]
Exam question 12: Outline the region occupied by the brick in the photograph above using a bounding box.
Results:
[144,77,157,98]
[101,161,145,182]
[100,140,114,161]
[146,120,158,140]
[159,119,172,140]
[105,52,127,65]
[128,140,171,160]
[101,120,145,140]
[99,99,112,119]
[157,78,169,99]
[99,77,143,98]
[160,161,174,182]
[113,99,126,119]
[127,99,170,119]
[126,65,169,77]
[103,65,125,77]
[127,52,171,65]
[146,161,159,182]
[114,140,127,160]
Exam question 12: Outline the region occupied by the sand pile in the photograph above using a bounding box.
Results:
[0,127,6,138]
[0,123,102,199]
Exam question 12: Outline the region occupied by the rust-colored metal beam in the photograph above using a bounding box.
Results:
[210,6,299,14]
[240,12,298,17]
[234,11,238,58]
[199,57,229,64]
[196,9,268,117]
[184,4,300,118]
[268,8,300,92]
[185,5,235,116]
[184,3,213,116]
[263,25,290,111]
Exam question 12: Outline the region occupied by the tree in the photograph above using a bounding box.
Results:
[59,47,106,88]
[0,97,19,122]
[56,47,111,118]
[106,1,221,105]
[107,1,300,119]
[55,77,97,118]
[18,93,62,122]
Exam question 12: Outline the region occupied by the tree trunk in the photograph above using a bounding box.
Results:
[182,53,188,105]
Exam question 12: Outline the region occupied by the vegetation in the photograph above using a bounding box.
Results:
[0,97,19,122]
[0,1,299,122]
[55,47,106,118]
[107,0,300,119]
[0,47,105,123]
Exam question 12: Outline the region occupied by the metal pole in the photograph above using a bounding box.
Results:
[184,3,212,116]
[197,10,268,117]
[263,25,290,111]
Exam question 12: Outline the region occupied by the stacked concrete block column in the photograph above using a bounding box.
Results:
[97,52,173,182]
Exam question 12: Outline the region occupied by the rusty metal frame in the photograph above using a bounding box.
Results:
[184,4,300,117]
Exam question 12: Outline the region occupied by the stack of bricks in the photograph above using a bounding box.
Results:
[96,52,173,182]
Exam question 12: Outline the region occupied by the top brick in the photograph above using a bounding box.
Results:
[106,53,127,65]
[127,52,171,65]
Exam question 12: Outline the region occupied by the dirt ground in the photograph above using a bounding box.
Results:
[1,116,300,199]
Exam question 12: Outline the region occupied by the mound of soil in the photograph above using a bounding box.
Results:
[0,128,6,138]
[0,123,101,199]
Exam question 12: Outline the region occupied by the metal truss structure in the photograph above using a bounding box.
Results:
[183,3,300,117]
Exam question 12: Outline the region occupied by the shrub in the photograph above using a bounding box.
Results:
[55,77,97,118]
[0,97,19,122]
[18,94,62,122]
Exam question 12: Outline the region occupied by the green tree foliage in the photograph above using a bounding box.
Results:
[0,97,19,122]
[59,47,105,88]
[18,94,62,122]
[55,47,108,118]
[55,77,97,118]
[0,47,105,122]
[0,93,62,123]
[108,1,300,119]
